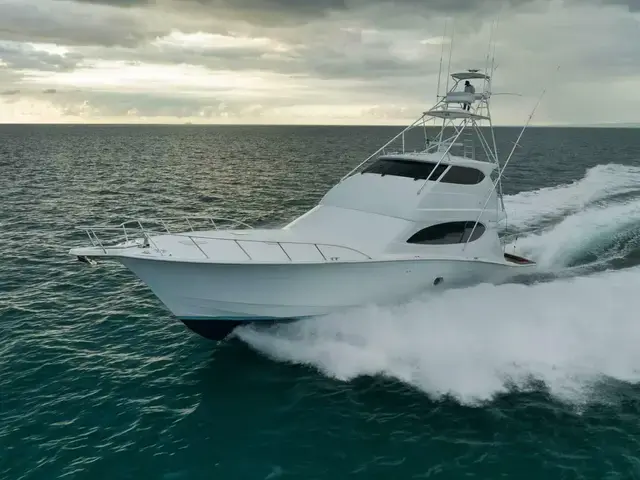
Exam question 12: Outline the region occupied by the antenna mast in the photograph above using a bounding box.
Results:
[438,20,455,143]
[435,19,447,101]
[444,20,455,95]
[490,17,499,80]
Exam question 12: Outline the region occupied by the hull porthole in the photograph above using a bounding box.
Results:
[434,277,443,286]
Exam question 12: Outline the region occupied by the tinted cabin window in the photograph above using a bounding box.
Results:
[407,221,486,245]
[441,166,485,185]
[363,159,484,185]
[362,159,448,181]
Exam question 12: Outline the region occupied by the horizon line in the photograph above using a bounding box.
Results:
[0,121,637,128]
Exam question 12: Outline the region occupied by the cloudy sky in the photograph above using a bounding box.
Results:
[0,0,638,125]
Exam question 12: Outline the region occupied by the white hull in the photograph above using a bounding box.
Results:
[115,255,532,339]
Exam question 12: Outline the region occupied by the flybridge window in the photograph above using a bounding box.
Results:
[362,158,484,185]
[407,221,486,245]
[362,159,448,181]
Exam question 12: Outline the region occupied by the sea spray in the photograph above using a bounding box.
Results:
[237,267,640,405]
[238,163,640,405]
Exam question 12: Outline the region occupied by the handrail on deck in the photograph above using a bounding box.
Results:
[168,232,372,261]
[118,216,254,232]
[75,215,254,256]
[74,223,372,262]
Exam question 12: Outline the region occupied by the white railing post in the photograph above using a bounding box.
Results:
[188,236,209,259]
[234,240,252,260]
[314,244,327,261]
[277,243,292,261]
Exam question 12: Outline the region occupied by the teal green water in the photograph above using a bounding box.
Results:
[2,125,640,479]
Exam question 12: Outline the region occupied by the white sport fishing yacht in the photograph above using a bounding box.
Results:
[70,66,536,341]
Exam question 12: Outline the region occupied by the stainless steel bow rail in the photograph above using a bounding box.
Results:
[75,216,253,253]
[74,216,372,262]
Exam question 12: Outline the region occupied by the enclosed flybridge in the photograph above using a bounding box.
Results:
[69,67,536,341]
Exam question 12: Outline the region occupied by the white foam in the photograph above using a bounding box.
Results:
[507,199,640,270]
[238,163,640,405]
[238,266,640,405]
[504,163,640,229]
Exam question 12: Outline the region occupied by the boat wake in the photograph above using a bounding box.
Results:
[503,163,640,230]
[504,163,640,273]
[236,163,640,405]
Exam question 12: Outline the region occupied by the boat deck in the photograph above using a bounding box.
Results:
[73,217,374,263]
[72,217,536,266]
[146,230,373,263]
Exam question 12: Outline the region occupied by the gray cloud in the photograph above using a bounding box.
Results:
[2,0,640,125]
[68,0,151,5]
[0,41,82,71]
[59,0,541,28]
[62,0,640,18]
[7,0,636,54]
[64,0,535,14]
[590,0,640,9]
[11,88,268,120]
[71,36,441,84]
[0,0,161,47]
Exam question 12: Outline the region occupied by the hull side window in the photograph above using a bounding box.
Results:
[441,166,485,185]
[407,221,486,245]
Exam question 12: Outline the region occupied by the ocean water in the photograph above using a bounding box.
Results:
[2,124,640,479]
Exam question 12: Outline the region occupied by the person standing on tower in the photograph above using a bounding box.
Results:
[463,80,475,111]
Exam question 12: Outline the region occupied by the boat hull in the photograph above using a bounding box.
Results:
[116,256,532,340]
[180,318,289,341]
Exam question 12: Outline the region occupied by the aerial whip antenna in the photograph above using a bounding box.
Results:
[444,20,455,94]
[438,19,455,142]
[484,19,496,87]
[490,17,500,80]
[435,19,447,101]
